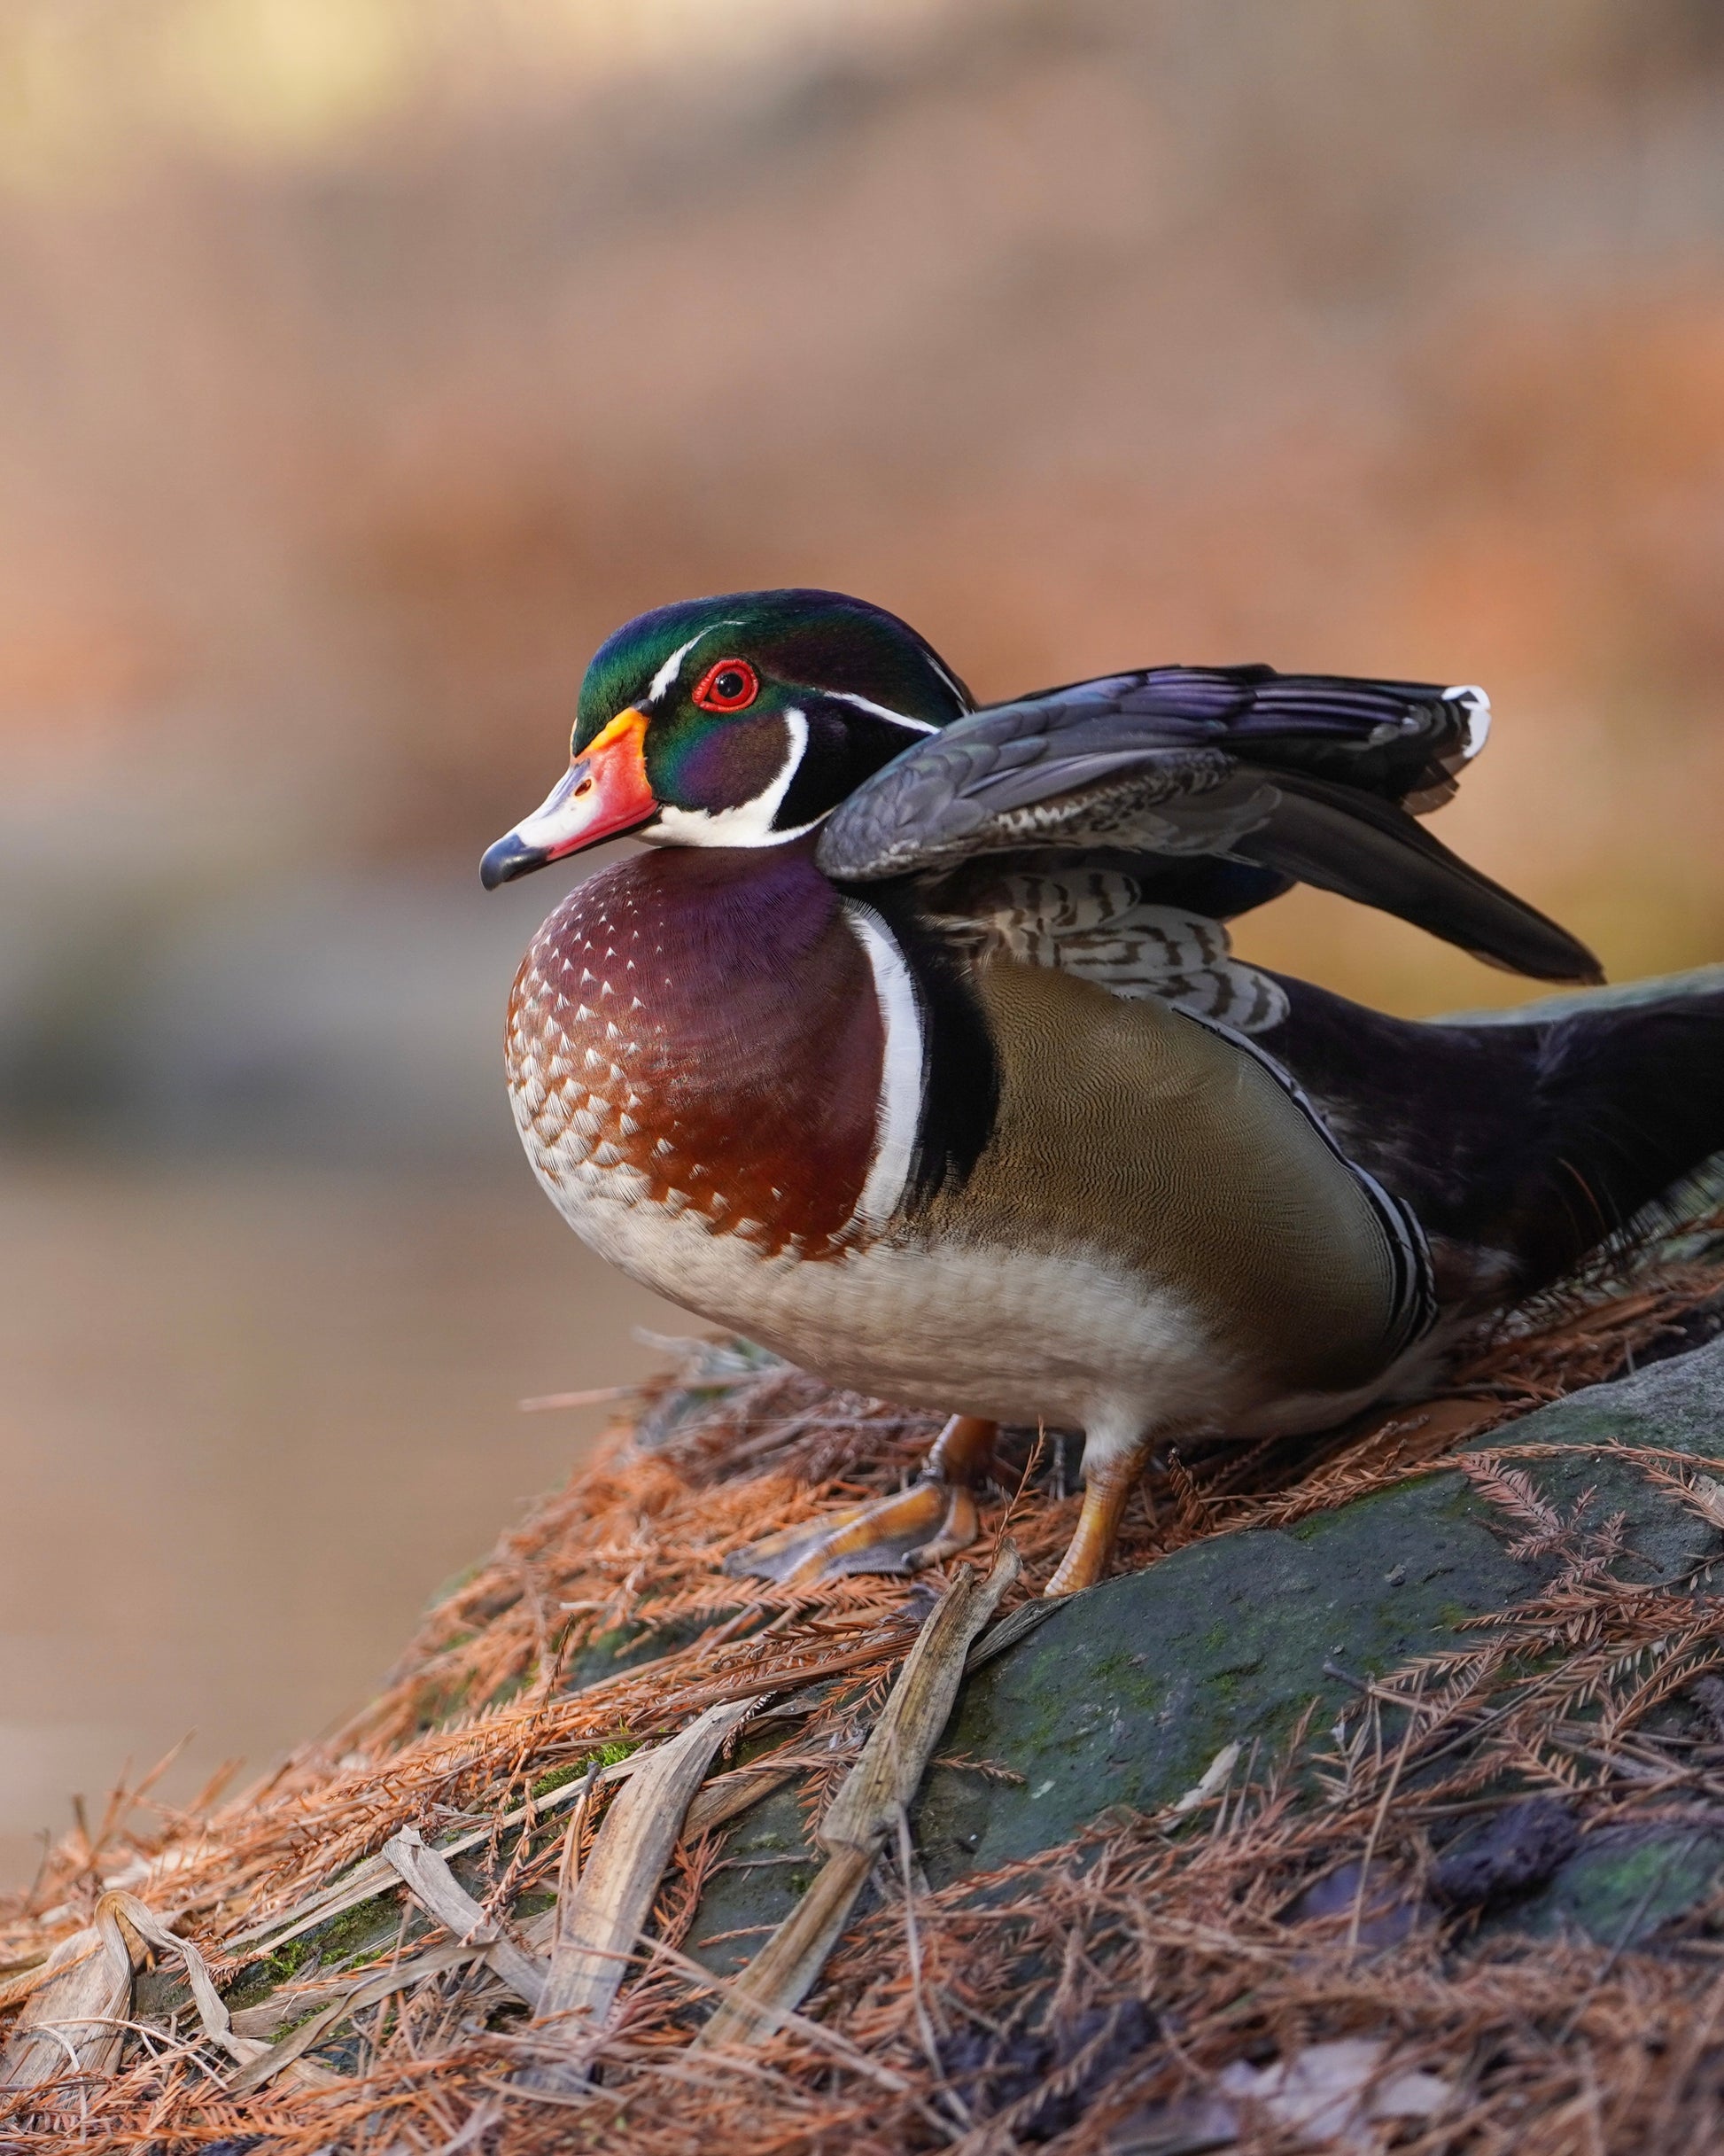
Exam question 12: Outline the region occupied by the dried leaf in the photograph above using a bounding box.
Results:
[381,1826,547,2007]
[1218,2037,1450,2151]
[0,1907,135,2090]
[821,1544,1021,1855]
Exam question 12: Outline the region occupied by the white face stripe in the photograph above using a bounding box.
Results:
[769,707,813,833]
[823,687,940,735]
[648,706,821,850]
[645,621,745,705]
[927,650,971,711]
[840,902,925,1231]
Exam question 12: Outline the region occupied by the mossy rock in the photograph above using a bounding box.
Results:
[1487,1822,1724,1948]
[563,1612,749,1698]
[689,1336,1724,1952]
[684,1784,821,1976]
[912,1473,1534,1882]
[219,1893,422,2019]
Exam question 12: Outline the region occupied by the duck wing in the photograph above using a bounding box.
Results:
[816,664,1599,985]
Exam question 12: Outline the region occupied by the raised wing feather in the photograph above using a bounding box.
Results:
[817,664,1598,984]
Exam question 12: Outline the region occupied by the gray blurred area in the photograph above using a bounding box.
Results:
[0,836,586,1164]
[4,0,1724,1880]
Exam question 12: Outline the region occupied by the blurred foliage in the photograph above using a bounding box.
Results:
[1,0,1721,1013]
[0,0,944,175]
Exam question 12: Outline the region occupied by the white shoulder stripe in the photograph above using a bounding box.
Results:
[841,902,926,1231]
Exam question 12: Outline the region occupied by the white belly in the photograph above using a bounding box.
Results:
[531,1147,1259,1442]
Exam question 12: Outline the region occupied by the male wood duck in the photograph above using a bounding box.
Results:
[482,589,1724,1596]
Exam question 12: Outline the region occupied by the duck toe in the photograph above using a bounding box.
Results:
[724,1474,981,1585]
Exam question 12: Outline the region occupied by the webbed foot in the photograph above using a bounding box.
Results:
[725,1414,995,1585]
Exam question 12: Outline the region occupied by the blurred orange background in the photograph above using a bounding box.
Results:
[3,0,1721,1881]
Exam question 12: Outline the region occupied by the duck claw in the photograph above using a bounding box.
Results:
[725,1475,982,1586]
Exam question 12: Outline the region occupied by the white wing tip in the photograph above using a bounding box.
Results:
[1442,683,1492,759]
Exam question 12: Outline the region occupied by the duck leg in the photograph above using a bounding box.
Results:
[726,1414,996,1585]
[1043,1425,1152,1598]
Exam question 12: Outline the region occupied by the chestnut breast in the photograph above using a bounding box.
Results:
[505,841,886,1258]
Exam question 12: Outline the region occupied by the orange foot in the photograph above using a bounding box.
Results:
[1042,1442,1150,1597]
[726,1415,995,1587]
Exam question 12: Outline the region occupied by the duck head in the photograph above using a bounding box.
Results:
[480,588,970,887]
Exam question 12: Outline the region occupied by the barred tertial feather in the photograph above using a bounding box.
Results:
[967,869,1290,1034]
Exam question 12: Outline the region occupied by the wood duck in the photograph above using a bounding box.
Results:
[482,590,1724,1596]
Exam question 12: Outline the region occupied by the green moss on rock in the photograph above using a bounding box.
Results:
[684,1336,1724,1954]
[1500,1825,1724,1946]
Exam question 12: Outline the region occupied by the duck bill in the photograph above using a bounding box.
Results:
[480,709,655,888]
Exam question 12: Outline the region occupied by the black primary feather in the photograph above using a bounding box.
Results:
[818,662,1599,985]
[1229,773,1601,983]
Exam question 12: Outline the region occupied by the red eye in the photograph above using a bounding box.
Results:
[692,657,759,712]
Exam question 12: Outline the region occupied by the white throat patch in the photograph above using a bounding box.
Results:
[648,708,825,849]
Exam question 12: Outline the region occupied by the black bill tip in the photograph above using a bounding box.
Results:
[479,832,545,890]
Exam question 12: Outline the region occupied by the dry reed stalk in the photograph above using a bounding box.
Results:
[516,1384,641,1413]
[698,1543,1020,2049]
[520,1696,756,2091]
